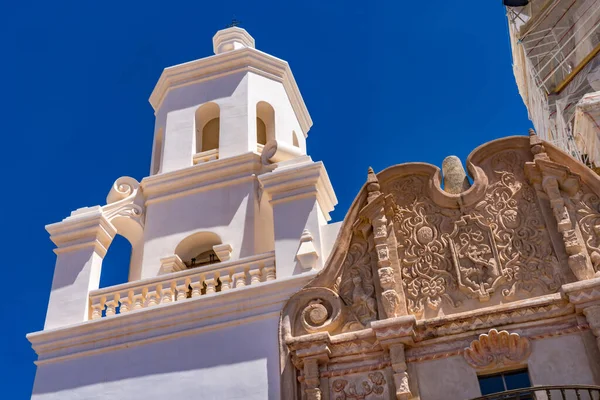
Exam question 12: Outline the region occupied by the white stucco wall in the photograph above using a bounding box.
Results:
[140,180,269,278]
[413,356,481,400]
[32,316,281,400]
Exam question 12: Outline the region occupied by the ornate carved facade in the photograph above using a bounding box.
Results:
[281,132,600,400]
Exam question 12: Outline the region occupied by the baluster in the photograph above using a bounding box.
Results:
[263,266,276,281]
[220,273,232,291]
[119,291,133,313]
[132,289,145,310]
[190,277,203,298]
[159,282,176,304]
[105,294,119,316]
[176,279,190,301]
[560,388,566,400]
[249,268,262,285]
[145,286,160,307]
[90,296,105,320]
[547,389,552,400]
[205,276,217,294]
[233,271,247,288]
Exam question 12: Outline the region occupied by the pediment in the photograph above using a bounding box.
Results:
[282,133,600,340]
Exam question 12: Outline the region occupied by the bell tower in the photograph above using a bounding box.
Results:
[28,27,339,400]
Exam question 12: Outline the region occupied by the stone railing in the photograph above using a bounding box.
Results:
[88,252,275,320]
[193,149,219,164]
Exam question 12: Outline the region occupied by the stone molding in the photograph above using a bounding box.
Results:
[159,254,187,274]
[46,207,116,257]
[27,272,314,365]
[149,46,312,135]
[463,329,531,371]
[258,160,337,221]
[141,152,263,204]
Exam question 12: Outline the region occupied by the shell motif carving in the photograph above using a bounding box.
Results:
[464,329,531,370]
[388,150,561,317]
[332,372,386,400]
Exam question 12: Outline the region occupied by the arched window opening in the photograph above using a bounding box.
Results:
[189,249,219,268]
[100,234,132,289]
[175,231,222,269]
[256,102,275,147]
[195,102,220,154]
[292,130,300,148]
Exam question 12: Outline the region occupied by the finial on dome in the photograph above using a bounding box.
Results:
[213,26,255,55]
[442,156,471,194]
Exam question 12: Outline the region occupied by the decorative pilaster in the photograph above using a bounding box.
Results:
[524,129,594,280]
[45,207,116,330]
[562,277,600,351]
[362,167,407,318]
[304,358,322,400]
[372,316,416,400]
[289,336,331,400]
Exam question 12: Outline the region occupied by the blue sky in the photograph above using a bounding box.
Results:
[0,1,531,397]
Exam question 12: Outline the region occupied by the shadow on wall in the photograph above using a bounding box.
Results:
[32,317,281,398]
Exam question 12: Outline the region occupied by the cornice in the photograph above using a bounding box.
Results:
[27,273,315,365]
[141,152,264,205]
[149,47,312,135]
[45,207,116,257]
[258,161,337,221]
[562,278,600,310]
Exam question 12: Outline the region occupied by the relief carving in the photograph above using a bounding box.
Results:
[573,190,600,273]
[389,150,561,317]
[338,234,378,326]
[463,329,531,370]
[332,372,387,400]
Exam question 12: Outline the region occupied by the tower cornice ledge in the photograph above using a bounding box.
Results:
[258,161,337,221]
[149,47,312,136]
[141,152,264,204]
[45,207,116,257]
[27,273,315,365]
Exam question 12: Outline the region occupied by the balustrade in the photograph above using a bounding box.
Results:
[89,252,275,320]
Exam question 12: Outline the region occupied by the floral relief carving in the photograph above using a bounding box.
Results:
[573,190,600,272]
[338,234,378,326]
[332,372,386,400]
[389,150,561,317]
[463,329,531,370]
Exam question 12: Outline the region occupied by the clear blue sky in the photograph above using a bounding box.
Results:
[0,1,531,398]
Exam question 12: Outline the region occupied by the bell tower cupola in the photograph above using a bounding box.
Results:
[149,26,312,174]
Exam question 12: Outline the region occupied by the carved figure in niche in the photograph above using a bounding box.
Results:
[573,190,600,272]
[338,234,378,326]
[351,273,377,325]
[448,216,502,301]
[332,372,386,400]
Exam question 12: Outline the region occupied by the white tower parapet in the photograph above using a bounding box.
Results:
[27,27,339,400]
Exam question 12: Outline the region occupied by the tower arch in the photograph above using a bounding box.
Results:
[195,102,221,153]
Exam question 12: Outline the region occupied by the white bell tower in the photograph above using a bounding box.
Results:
[28,27,339,400]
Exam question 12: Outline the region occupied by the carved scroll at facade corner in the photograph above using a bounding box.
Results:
[572,189,600,275]
[463,329,531,370]
[102,176,145,227]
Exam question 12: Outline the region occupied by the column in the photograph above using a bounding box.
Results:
[258,161,336,278]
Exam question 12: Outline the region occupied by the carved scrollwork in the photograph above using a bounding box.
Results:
[388,150,562,318]
[463,329,531,370]
[102,176,145,226]
[573,190,600,272]
[297,288,344,334]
